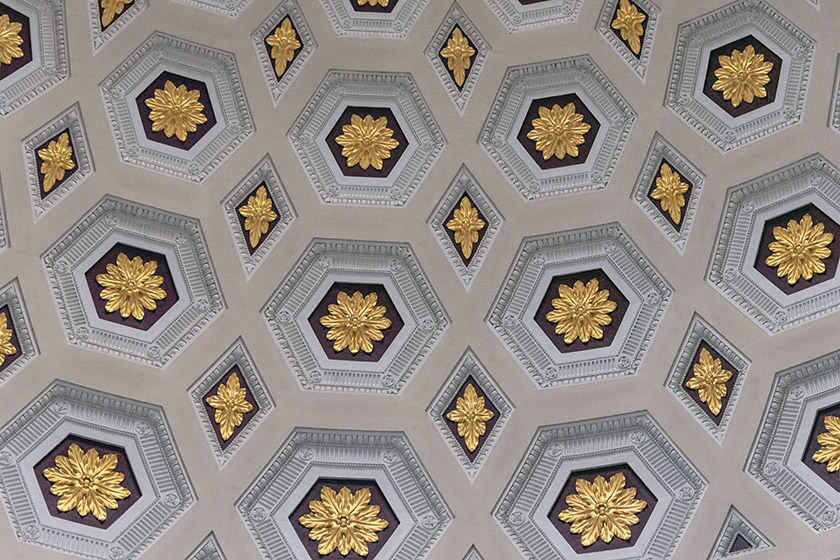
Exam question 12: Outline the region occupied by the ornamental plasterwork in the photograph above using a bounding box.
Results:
[187,533,227,560]
[428,348,513,482]
[826,55,840,138]
[222,155,296,278]
[487,223,671,387]
[171,0,250,18]
[0,380,195,560]
[495,411,706,560]
[484,0,582,32]
[236,428,452,560]
[479,55,635,200]
[262,239,448,393]
[0,278,38,388]
[101,32,254,182]
[22,103,94,221]
[665,314,750,442]
[426,2,489,114]
[665,0,814,152]
[428,165,502,291]
[596,0,659,81]
[189,338,274,468]
[320,0,428,39]
[462,545,484,560]
[252,0,314,105]
[289,70,444,206]
[0,0,68,116]
[42,195,225,368]
[86,0,148,53]
[708,154,840,334]
[745,349,840,531]
[708,506,773,560]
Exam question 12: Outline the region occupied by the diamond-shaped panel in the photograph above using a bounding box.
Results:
[597,0,659,80]
[87,0,147,52]
[187,533,227,560]
[253,0,315,104]
[0,278,38,388]
[708,506,773,559]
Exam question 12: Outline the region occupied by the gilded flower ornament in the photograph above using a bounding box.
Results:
[446,196,485,259]
[266,17,300,78]
[546,278,617,344]
[440,27,475,87]
[650,162,688,224]
[0,13,24,66]
[527,103,591,161]
[96,252,167,321]
[335,114,400,171]
[611,0,646,55]
[446,383,494,452]
[205,372,253,441]
[239,185,277,248]
[319,291,392,354]
[144,80,208,142]
[38,132,75,193]
[42,443,131,522]
[100,0,133,27]
[685,348,732,416]
[765,213,833,285]
[299,485,389,556]
[558,472,647,547]
[813,415,840,474]
[712,44,774,108]
[357,0,389,6]
[0,312,16,366]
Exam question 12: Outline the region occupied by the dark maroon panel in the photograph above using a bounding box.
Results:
[729,534,753,553]
[518,0,553,4]
[548,464,656,554]
[234,183,281,255]
[134,71,217,150]
[84,243,179,331]
[0,305,22,374]
[0,4,32,81]
[645,158,693,233]
[436,24,479,92]
[349,0,398,14]
[325,106,409,178]
[34,129,78,199]
[534,269,630,353]
[608,0,648,59]
[263,18,302,81]
[753,203,839,295]
[680,341,739,425]
[516,93,601,170]
[443,192,487,267]
[307,282,404,362]
[802,402,840,493]
[201,367,260,450]
[290,478,400,560]
[443,376,500,462]
[34,435,141,529]
[702,35,782,117]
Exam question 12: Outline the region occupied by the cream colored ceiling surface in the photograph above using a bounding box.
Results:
[2,0,840,559]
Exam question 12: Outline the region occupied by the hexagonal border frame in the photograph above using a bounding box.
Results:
[236,428,452,560]
[494,411,707,560]
[596,0,660,81]
[487,222,672,388]
[479,55,636,200]
[100,32,254,183]
[187,533,227,560]
[87,0,148,53]
[171,0,250,18]
[320,0,429,39]
[42,195,226,368]
[0,380,196,560]
[707,154,840,334]
[484,0,582,32]
[0,278,38,388]
[707,506,773,559]
[664,0,814,152]
[262,239,449,394]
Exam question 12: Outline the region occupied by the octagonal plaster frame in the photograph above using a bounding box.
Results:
[320,0,429,39]
[479,55,635,200]
[0,380,195,560]
[236,428,452,560]
[494,411,707,560]
[42,195,226,368]
[596,0,660,81]
[487,223,672,388]
[484,0,582,32]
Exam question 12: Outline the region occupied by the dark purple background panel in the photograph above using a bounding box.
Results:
[702,35,782,118]
[134,71,217,150]
[437,24,479,92]
[34,435,141,529]
[349,0,397,14]
[518,0,553,4]
[290,478,399,560]
[548,464,656,554]
[681,341,739,425]
[234,183,281,255]
[802,401,840,493]
[730,534,753,553]
[443,376,500,462]
[84,243,179,331]
[534,269,630,353]
[0,304,22,374]
[443,192,487,267]
[753,203,839,295]
[263,17,302,81]
[646,158,693,233]
[201,367,260,450]
[325,106,409,178]
[608,0,648,59]
[0,4,32,81]
[35,128,78,199]
[516,93,600,170]
[99,0,133,31]
[307,282,404,362]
